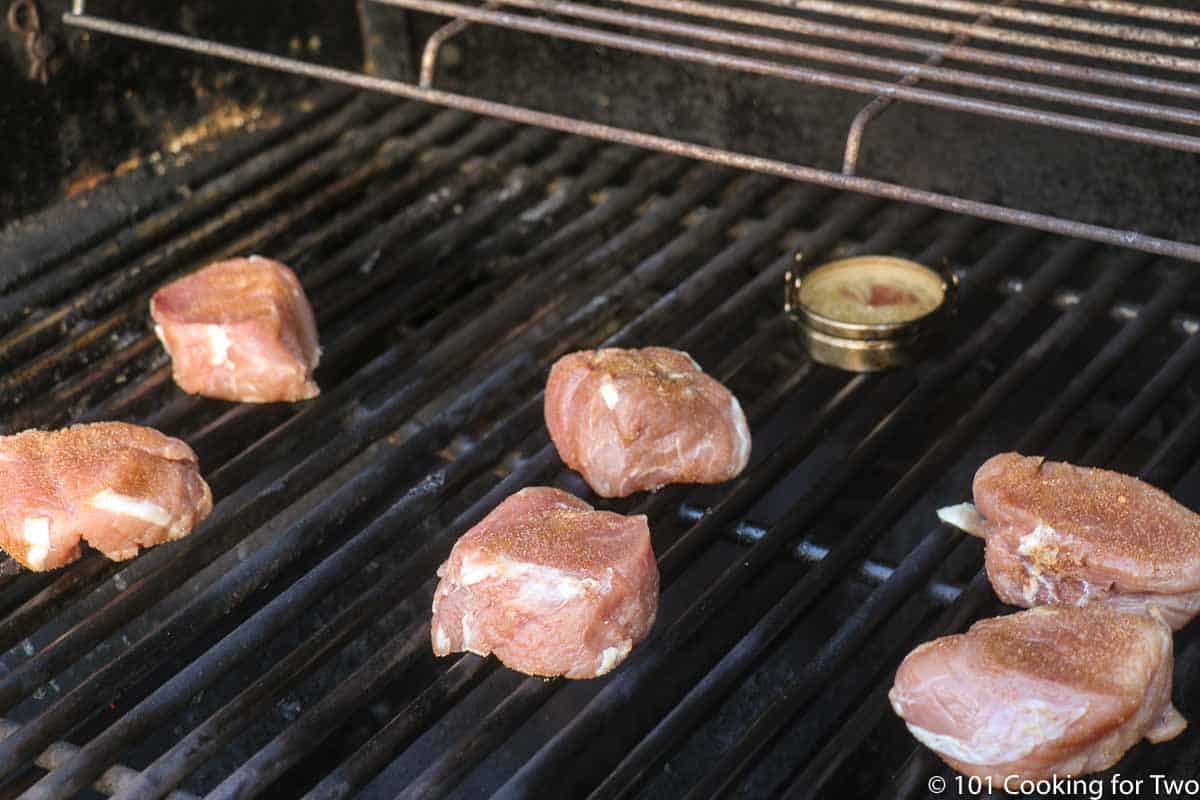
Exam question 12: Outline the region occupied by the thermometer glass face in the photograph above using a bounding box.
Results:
[797,258,945,325]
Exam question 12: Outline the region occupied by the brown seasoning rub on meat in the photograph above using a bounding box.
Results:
[544,347,751,498]
[431,487,658,679]
[938,452,1200,629]
[890,605,1185,782]
[0,422,213,571]
[150,256,321,403]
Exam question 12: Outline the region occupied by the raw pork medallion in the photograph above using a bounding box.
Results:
[544,347,751,498]
[890,604,1185,782]
[151,256,321,403]
[431,487,658,679]
[939,452,1200,629]
[0,422,213,570]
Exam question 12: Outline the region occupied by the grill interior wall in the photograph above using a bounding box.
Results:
[0,90,1199,798]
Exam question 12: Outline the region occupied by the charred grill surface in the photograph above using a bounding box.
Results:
[0,90,1199,799]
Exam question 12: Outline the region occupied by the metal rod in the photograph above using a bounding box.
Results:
[843,0,1015,175]
[60,12,1200,263]
[883,0,1200,48]
[406,0,1200,134]
[0,719,196,800]
[745,0,1200,72]
[1027,0,1200,25]
[675,503,963,605]
[374,0,1200,153]
[605,0,1200,102]
[420,17,472,88]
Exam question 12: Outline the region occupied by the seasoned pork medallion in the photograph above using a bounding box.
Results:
[0,422,213,571]
[937,453,1200,629]
[890,605,1185,782]
[431,486,658,679]
[150,256,321,403]
[544,347,751,498]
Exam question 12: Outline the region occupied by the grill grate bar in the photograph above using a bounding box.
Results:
[428,0,1200,134]
[743,0,1200,71]
[0,95,398,340]
[0,719,198,800]
[675,502,964,606]
[0,87,355,297]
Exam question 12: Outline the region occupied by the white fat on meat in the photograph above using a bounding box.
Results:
[433,624,451,653]
[905,698,1087,766]
[599,378,620,410]
[22,517,51,570]
[596,640,633,676]
[936,503,990,538]
[731,395,751,469]
[460,551,593,605]
[206,324,232,367]
[89,489,173,527]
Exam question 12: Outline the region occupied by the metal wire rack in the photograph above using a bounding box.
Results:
[61,0,1200,256]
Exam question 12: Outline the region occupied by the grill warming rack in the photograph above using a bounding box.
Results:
[62,0,1200,262]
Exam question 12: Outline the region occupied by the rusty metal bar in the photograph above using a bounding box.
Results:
[1030,0,1200,25]
[600,0,1200,101]
[843,0,1016,175]
[884,0,1200,48]
[420,17,472,87]
[1029,0,1200,25]
[376,0,1200,148]
[59,11,1200,264]
[746,0,1200,72]
[419,0,1200,134]
[0,719,197,800]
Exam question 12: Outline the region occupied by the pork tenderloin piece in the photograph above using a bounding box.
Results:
[431,486,658,679]
[150,256,321,403]
[890,604,1185,782]
[544,347,751,498]
[938,452,1200,629]
[0,422,213,571]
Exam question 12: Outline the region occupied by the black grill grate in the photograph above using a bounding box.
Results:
[0,89,1199,799]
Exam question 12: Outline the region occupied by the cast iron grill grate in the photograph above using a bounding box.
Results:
[0,89,1198,799]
